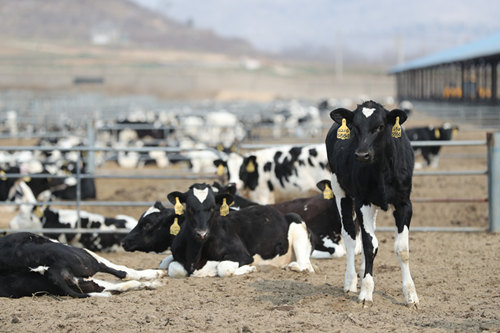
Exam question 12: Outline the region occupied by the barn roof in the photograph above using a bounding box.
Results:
[389,32,500,74]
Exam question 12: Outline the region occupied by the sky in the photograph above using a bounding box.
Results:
[131,0,500,63]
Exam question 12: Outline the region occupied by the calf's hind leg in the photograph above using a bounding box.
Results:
[394,201,419,307]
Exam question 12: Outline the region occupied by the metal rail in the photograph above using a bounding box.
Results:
[0,136,496,235]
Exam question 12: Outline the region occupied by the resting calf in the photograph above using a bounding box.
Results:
[0,232,165,298]
[166,183,315,277]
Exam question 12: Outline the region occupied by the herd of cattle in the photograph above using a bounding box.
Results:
[1,100,458,307]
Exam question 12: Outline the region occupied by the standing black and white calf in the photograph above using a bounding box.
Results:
[325,100,419,307]
[166,183,315,277]
[0,232,166,298]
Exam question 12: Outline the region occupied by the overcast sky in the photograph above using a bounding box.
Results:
[131,0,500,62]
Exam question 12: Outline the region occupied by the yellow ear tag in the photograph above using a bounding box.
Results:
[217,164,225,176]
[0,171,6,181]
[392,116,401,138]
[170,217,180,236]
[246,160,255,173]
[220,198,230,217]
[452,128,458,137]
[323,184,334,200]
[434,128,440,139]
[174,197,184,215]
[23,176,31,182]
[34,206,44,218]
[217,144,224,151]
[337,118,350,140]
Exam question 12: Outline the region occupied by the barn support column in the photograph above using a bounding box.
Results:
[488,132,500,232]
[492,61,498,105]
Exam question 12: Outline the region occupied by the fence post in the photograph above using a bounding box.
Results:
[86,119,96,174]
[487,132,500,232]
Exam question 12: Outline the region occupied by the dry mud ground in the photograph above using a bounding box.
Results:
[0,120,499,332]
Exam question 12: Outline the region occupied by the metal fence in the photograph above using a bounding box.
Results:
[0,133,498,235]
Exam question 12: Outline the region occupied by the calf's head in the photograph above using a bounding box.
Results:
[121,201,180,253]
[167,183,232,242]
[330,100,407,163]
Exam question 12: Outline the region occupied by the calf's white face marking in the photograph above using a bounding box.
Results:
[362,107,375,118]
[143,206,160,218]
[193,188,209,203]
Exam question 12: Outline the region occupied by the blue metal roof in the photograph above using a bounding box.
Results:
[389,32,500,74]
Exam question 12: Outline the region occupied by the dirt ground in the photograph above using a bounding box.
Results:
[0,116,499,332]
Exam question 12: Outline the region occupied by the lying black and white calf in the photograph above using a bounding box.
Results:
[9,180,137,252]
[165,183,315,277]
[0,232,166,298]
[121,201,179,254]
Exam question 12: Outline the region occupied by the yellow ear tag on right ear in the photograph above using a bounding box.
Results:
[323,184,334,200]
[174,197,184,215]
[337,118,350,140]
[34,206,44,218]
[23,176,31,183]
[217,164,225,176]
[434,128,440,139]
[392,116,401,138]
[170,217,180,236]
[246,160,255,173]
[220,198,230,217]
[0,171,6,181]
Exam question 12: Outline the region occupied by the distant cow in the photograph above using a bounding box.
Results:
[325,100,419,307]
[406,123,459,168]
[166,183,315,277]
[0,232,165,298]
[9,181,137,252]
[214,144,330,204]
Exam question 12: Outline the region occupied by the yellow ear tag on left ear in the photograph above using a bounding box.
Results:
[246,160,255,173]
[323,184,334,200]
[392,116,401,138]
[220,198,230,217]
[170,217,180,236]
[217,164,225,176]
[337,118,350,140]
[452,128,458,137]
[174,197,184,215]
[434,128,440,139]
[23,176,31,182]
[0,171,6,181]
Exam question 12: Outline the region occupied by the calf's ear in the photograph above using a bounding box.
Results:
[316,179,332,192]
[330,108,354,125]
[386,109,408,125]
[215,193,234,206]
[167,191,186,205]
[221,183,237,195]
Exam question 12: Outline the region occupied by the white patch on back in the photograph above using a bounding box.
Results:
[193,187,209,203]
[143,206,160,218]
[362,107,375,118]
